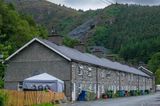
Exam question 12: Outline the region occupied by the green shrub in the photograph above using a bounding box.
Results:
[0,80,4,88]
[106,90,113,98]
[63,36,80,48]
[86,91,96,101]
[0,90,8,106]
[113,91,119,98]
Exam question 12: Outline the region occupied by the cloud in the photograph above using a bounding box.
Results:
[114,0,160,5]
[47,0,160,10]
[47,0,108,10]
[47,0,65,5]
[64,0,107,10]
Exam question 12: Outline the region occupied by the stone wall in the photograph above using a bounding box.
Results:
[71,62,153,100]
[71,62,97,100]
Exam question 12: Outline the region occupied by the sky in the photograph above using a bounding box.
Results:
[47,0,160,11]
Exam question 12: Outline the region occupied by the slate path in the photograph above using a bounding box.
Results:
[61,92,160,106]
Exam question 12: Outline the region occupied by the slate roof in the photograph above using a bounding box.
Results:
[40,39,149,77]
[138,66,153,76]
[5,38,150,77]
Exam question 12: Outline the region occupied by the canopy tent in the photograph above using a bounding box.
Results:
[23,73,64,92]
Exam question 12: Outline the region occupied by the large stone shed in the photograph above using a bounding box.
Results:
[4,38,154,101]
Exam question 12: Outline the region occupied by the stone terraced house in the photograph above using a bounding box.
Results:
[4,38,154,101]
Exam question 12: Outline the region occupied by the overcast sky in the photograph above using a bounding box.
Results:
[47,0,160,11]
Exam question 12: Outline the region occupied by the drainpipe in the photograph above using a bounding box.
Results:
[145,77,147,90]
[70,61,73,101]
[96,66,98,99]
[153,76,155,92]
[138,76,139,90]
[119,71,121,90]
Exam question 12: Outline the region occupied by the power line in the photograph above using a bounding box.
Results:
[105,0,114,4]
[100,0,114,5]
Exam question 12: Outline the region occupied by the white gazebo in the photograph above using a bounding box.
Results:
[23,73,64,92]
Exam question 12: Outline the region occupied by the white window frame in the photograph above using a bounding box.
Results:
[101,71,105,78]
[88,67,92,71]
[88,71,92,77]
[78,65,83,75]
[17,82,23,91]
[78,83,82,93]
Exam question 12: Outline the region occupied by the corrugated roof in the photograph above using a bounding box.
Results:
[40,39,149,77]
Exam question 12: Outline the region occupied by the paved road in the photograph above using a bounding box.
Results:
[62,93,160,106]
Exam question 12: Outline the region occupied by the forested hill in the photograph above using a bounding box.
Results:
[86,4,160,77]
[0,0,48,57]
[1,0,160,75]
[88,4,160,64]
[5,0,81,34]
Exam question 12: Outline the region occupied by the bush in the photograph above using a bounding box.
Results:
[0,80,4,88]
[63,36,80,48]
[86,91,96,101]
[113,91,119,98]
[0,90,8,106]
[106,90,113,98]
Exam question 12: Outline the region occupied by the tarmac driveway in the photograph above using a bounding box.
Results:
[62,92,160,106]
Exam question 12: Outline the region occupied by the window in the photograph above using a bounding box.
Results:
[89,84,92,91]
[131,74,134,81]
[101,85,105,93]
[72,64,75,68]
[88,71,92,76]
[18,82,23,91]
[122,73,125,77]
[78,83,82,93]
[79,65,83,69]
[88,67,92,71]
[106,73,111,77]
[78,69,83,75]
[101,72,105,78]
[128,75,130,81]
[78,65,83,75]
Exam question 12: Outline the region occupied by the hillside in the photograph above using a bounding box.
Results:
[3,1,160,69]
[87,4,160,64]
[63,4,160,65]
[5,0,82,34]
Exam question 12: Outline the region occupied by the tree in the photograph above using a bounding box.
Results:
[0,0,48,88]
[155,68,160,84]
[63,36,79,48]
[148,52,160,73]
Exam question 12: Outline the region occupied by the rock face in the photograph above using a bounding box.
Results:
[69,19,98,40]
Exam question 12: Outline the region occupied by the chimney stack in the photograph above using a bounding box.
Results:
[48,27,63,45]
[74,42,85,52]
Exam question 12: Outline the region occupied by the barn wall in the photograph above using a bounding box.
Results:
[4,41,72,99]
